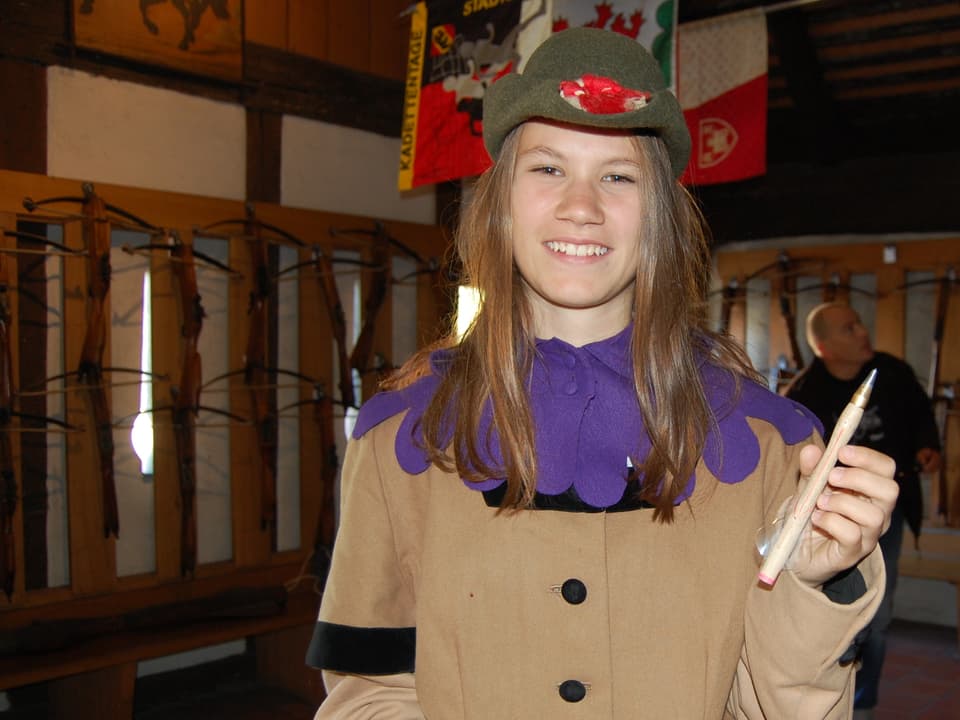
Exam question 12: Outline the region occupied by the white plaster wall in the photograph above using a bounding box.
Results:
[794,274,821,369]
[47,67,246,200]
[896,577,957,628]
[111,237,156,577]
[192,237,233,565]
[276,244,301,553]
[392,255,419,365]
[744,276,770,379]
[44,248,69,588]
[281,116,435,224]
[905,270,936,391]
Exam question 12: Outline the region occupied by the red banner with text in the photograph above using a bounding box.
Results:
[398,0,550,190]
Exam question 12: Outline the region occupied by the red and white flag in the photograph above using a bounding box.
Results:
[399,2,679,189]
[678,10,768,185]
[553,1,678,89]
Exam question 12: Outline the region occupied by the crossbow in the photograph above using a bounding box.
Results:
[896,268,958,522]
[0,255,16,599]
[0,227,85,599]
[123,230,241,575]
[328,221,442,388]
[200,207,324,537]
[23,183,165,538]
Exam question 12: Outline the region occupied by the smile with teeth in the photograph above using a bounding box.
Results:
[545,240,609,257]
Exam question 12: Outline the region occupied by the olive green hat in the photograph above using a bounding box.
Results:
[482,27,691,178]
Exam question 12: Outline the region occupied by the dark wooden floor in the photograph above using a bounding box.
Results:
[874,619,960,719]
[1,648,318,720]
[2,619,957,718]
[132,649,316,720]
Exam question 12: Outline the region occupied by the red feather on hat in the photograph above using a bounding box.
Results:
[559,74,651,114]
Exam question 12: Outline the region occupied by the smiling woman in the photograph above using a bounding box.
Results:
[307,27,899,719]
[509,122,649,342]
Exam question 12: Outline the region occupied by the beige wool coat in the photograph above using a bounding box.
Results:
[309,409,884,720]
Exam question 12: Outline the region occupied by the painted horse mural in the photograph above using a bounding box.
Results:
[79,0,231,51]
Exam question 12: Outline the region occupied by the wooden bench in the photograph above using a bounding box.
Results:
[0,564,325,719]
[898,528,960,649]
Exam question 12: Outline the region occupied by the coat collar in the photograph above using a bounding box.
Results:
[354,328,821,510]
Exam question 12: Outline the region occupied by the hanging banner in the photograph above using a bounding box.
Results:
[399,1,681,189]
[678,10,768,185]
[399,0,551,190]
[552,1,678,90]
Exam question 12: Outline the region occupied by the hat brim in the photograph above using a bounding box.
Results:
[480,27,692,178]
[483,73,691,178]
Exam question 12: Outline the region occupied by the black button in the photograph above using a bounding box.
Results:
[561,578,587,605]
[559,680,586,702]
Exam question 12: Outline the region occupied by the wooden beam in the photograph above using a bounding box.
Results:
[244,43,402,137]
[246,110,283,204]
[766,8,851,164]
[0,5,404,142]
[696,151,960,245]
[48,663,136,720]
[0,59,47,174]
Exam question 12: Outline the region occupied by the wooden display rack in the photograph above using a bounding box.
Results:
[0,169,449,717]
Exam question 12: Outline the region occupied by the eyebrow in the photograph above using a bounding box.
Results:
[517,145,642,167]
[517,145,561,160]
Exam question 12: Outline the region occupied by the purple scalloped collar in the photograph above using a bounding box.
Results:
[353,326,822,508]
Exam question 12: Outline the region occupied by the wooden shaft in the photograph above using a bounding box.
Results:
[758,369,876,585]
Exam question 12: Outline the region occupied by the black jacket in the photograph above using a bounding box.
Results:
[784,352,940,537]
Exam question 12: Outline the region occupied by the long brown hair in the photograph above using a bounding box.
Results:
[387,125,758,521]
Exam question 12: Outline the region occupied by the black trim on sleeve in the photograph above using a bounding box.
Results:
[822,567,870,665]
[821,566,867,605]
[305,621,416,674]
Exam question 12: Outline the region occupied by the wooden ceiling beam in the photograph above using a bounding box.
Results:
[766,8,853,163]
[695,150,960,245]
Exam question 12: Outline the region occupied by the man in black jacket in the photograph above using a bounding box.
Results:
[784,302,941,720]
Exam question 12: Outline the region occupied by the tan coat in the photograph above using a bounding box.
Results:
[312,413,883,719]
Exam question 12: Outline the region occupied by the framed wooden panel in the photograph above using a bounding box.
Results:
[73,0,243,81]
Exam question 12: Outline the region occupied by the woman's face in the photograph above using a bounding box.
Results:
[510,121,646,341]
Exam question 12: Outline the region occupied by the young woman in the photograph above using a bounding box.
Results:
[308,28,897,719]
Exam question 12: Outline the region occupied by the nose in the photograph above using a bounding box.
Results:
[555,179,603,225]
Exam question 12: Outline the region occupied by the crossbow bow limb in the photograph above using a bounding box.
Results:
[123,230,242,575]
[0,253,17,599]
[733,253,830,372]
[23,183,166,539]
[199,207,325,537]
[0,216,94,598]
[0,232,83,599]
[329,221,442,390]
[897,268,958,522]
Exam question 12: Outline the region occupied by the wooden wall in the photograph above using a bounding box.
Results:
[0,0,416,181]
[245,0,411,81]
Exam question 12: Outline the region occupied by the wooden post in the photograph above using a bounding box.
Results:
[255,623,326,706]
[48,662,136,720]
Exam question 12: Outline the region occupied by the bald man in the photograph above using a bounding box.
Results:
[784,302,940,719]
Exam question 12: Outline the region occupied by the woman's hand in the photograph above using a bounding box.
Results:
[789,444,898,588]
